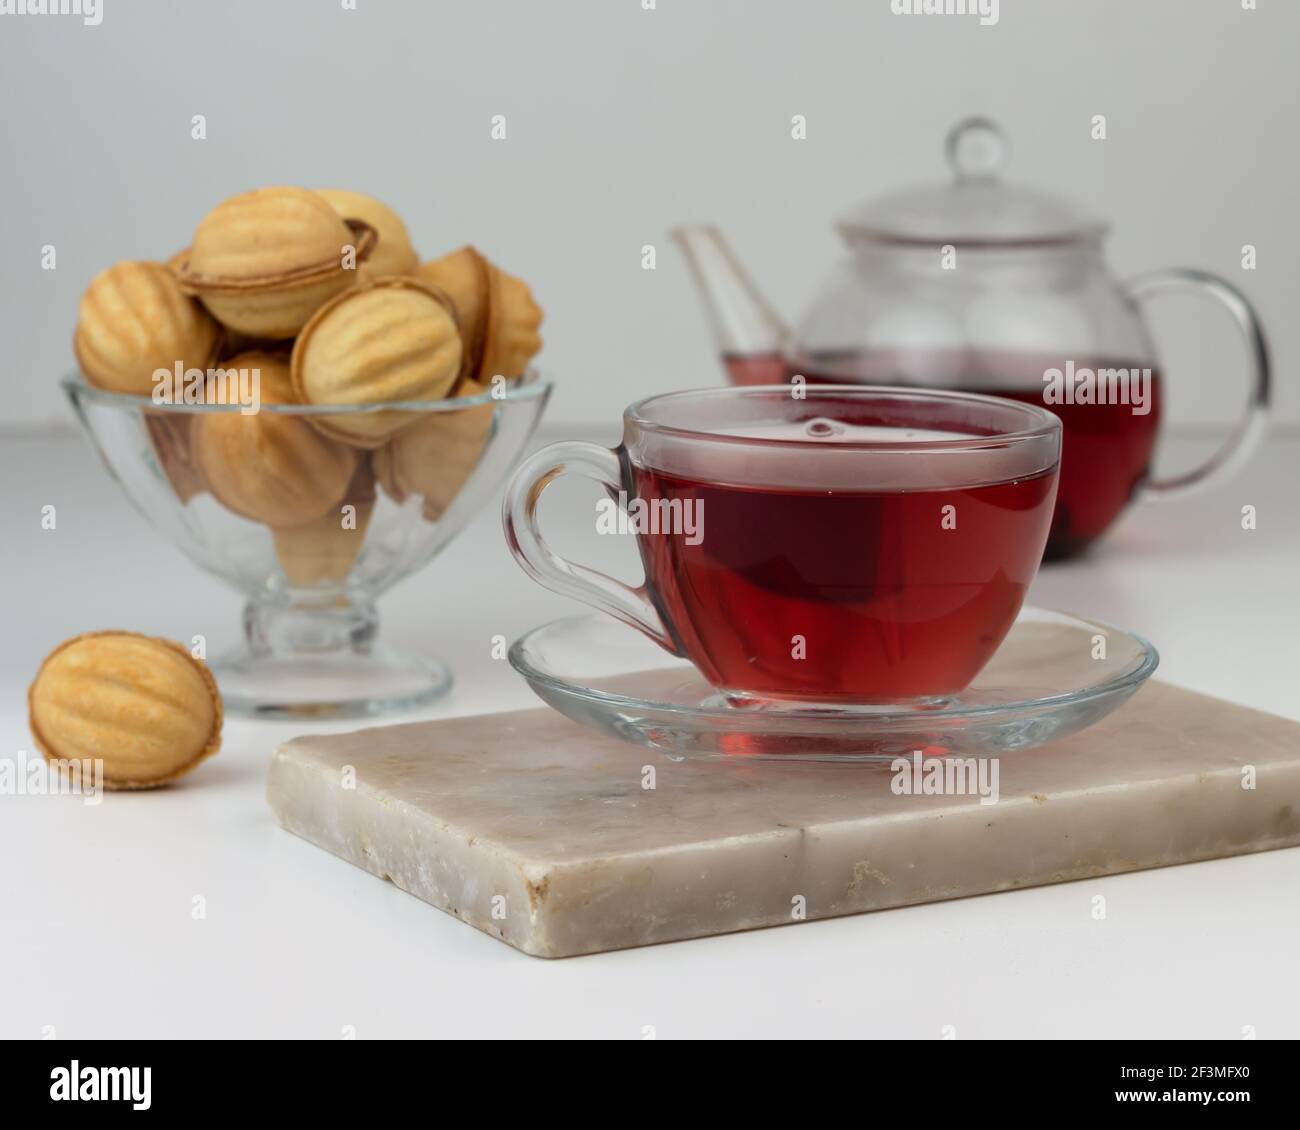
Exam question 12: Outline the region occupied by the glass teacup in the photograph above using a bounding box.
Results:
[504,386,1060,708]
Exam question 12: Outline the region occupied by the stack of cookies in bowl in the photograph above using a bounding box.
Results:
[70,186,545,589]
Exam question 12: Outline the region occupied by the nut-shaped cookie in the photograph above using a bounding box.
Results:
[272,461,377,587]
[74,261,221,396]
[412,246,490,379]
[145,413,206,503]
[188,186,354,281]
[177,187,374,337]
[413,249,542,382]
[291,278,462,447]
[192,351,358,526]
[482,265,544,381]
[373,379,495,520]
[28,631,222,790]
[317,188,418,280]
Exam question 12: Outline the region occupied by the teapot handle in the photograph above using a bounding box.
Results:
[1123,269,1270,498]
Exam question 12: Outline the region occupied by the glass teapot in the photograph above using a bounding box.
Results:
[673,117,1270,559]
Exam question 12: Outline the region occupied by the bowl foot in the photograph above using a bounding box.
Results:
[213,596,452,718]
[214,643,452,719]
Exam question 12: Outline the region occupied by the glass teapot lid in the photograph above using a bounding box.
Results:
[837,117,1107,247]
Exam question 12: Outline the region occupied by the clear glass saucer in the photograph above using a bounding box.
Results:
[510,608,1159,762]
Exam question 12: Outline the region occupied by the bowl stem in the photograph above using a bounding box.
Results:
[212,596,451,718]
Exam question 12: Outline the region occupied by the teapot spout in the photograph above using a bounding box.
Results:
[671,225,790,380]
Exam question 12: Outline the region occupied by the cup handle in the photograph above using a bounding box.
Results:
[1123,268,1270,498]
[502,440,682,654]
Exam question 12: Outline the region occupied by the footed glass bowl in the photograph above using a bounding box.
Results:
[64,371,551,718]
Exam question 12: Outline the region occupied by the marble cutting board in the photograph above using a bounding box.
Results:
[267,680,1300,958]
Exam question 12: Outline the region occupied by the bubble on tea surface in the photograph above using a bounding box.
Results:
[803,417,845,440]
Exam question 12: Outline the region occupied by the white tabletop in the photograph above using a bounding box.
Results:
[2,427,1297,1039]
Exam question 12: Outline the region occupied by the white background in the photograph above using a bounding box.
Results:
[0,0,1295,429]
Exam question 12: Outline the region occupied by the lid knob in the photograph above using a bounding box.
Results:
[945,116,1008,182]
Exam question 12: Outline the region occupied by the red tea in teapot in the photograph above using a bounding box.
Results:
[723,348,1161,559]
[632,418,1058,703]
[971,375,1161,558]
[722,351,788,388]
